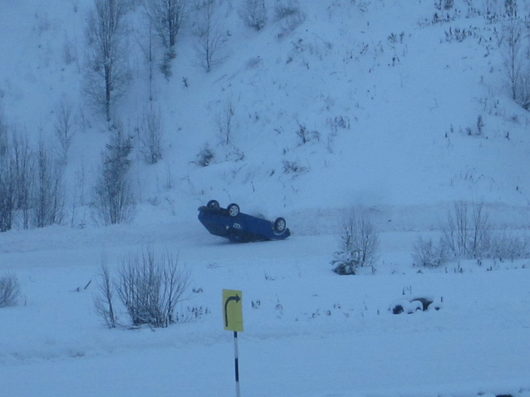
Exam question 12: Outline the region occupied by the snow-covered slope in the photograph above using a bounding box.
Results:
[1,0,529,228]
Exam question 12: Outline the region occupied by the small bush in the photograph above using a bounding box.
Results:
[296,122,319,145]
[412,237,448,268]
[274,0,300,20]
[275,0,305,38]
[195,145,215,167]
[282,159,308,175]
[94,126,136,225]
[331,212,379,275]
[0,274,21,307]
[117,248,189,328]
[240,0,267,31]
[489,233,528,261]
[441,202,490,259]
[135,110,163,165]
[94,264,116,328]
[417,202,529,266]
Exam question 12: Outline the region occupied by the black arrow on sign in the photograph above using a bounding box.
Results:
[224,294,241,327]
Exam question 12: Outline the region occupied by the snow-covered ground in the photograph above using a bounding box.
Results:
[2,222,530,396]
[1,0,530,395]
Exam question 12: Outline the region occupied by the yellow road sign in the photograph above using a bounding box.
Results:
[223,289,243,332]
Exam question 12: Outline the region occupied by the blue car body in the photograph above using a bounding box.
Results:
[198,201,291,242]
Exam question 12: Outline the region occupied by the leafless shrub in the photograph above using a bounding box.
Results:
[94,263,117,328]
[274,0,300,20]
[144,0,185,51]
[295,122,319,145]
[85,0,130,121]
[136,110,163,164]
[144,0,186,78]
[54,99,76,164]
[275,0,305,38]
[195,144,215,167]
[0,114,14,232]
[412,237,448,268]
[282,160,308,175]
[11,132,33,229]
[0,274,21,307]
[0,159,14,232]
[194,0,228,72]
[94,126,136,225]
[32,141,64,228]
[0,106,7,158]
[240,0,267,31]
[489,232,528,261]
[441,202,491,259]
[117,248,189,327]
[217,100,234,145]
[501,17,530,109]
[331,211,379,275]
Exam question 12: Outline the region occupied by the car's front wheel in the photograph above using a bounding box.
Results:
[274,217,286,233]
[227,203,240,217]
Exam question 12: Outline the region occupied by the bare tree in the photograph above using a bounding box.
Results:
[502,17,530,108]
[0,274,21,307]
[11,132,33,229]
[194,0,227,73]
[137,21,157,97]
[0,163,14,232]
[94,263,117,328]
[94,125,135,225]
[54,99,76,164]
[240,0,267,31]
[85,0,130,122]
[0,133,14,232]
[136,109,163,164]
[32,141,64,228]
[505,0,517,17]
[217,99,234,145]
[0,110,14,232]
[144,0,185,54]
[0,107,7,158]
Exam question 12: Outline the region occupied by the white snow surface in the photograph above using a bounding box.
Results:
[1,0,530,396]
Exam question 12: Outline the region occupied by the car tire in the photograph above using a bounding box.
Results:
[274,217,286,233]
[207,200,220,209]
[227,203,240,217]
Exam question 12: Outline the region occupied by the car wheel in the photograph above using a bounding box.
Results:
[274,217,286,233]
[207,200,220,209]
[227,203,240,217]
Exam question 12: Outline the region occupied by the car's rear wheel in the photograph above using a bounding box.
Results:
[274,217,286,233]
[227,203,240,217]
[207,200,220,209]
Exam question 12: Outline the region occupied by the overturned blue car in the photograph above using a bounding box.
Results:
[198,200,291,242]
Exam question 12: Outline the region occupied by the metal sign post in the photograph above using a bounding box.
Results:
[223,289,243,397]
[233,331,241,397]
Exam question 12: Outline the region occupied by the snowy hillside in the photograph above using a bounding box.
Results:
[1,0,530,396]
[1,0,530,225]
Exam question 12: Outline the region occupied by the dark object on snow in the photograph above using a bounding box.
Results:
[392,304,404,315]
[391,297,440,315]
[198,200,291,242]
[410,297,432,311]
